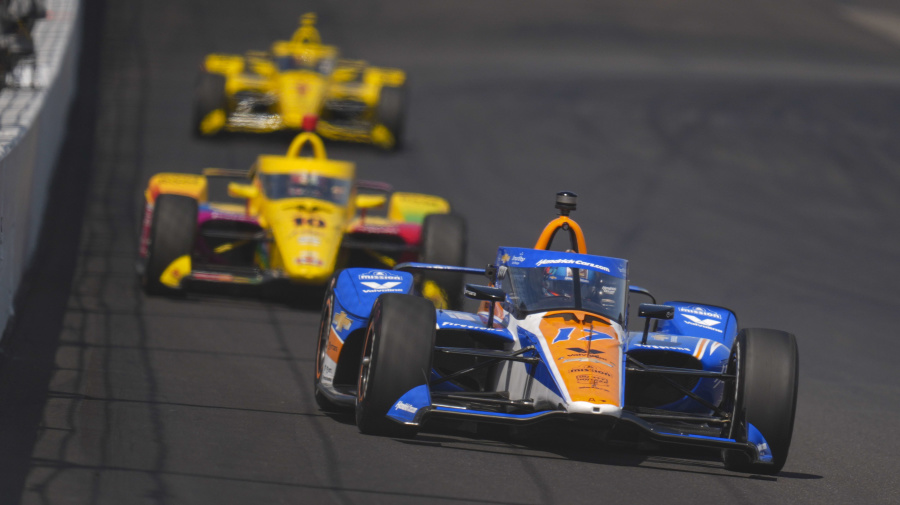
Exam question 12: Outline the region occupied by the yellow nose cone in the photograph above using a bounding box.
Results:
[282,252,334,284]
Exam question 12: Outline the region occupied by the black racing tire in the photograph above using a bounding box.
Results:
[356,294,435,437]
[314,277,344,411]
[376,84,407,150]
[418,213,467,310]
[142,194,198,296]
[723,328,799,474]
[192,71,227,137]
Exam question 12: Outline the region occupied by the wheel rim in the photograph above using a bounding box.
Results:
[358,323,375,403]
[315,297,333,380]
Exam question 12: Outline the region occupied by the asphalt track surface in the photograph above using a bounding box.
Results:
[2,0,900,503]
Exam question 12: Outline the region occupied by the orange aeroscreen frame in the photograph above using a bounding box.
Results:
[533,216,587,254]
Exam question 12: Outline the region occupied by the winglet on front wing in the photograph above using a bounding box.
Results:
[160,255,192,288]
[386,385,432,425]
[746,423,774,463]
[618,411,774,464]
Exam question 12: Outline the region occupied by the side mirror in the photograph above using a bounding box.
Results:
[638,303,674,320]
[355,194,387,209]
[228,182,259,200]
[638,303,675,345]
[463,284,506,302]
[464,284,505,329]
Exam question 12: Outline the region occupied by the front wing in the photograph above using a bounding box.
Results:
[385,384,774,466]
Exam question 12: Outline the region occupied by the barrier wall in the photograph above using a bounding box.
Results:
[0,0,81,338]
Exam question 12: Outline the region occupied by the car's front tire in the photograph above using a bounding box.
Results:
[375,84,406,150]
[355,294,435,437]
[723,328,799,474]
[142,194,197,295]
[193,71,227,137]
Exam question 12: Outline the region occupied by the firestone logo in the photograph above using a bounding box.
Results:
[634,343,692,352]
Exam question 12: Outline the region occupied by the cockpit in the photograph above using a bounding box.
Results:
[258,172,350,204]
[496,249,627,324]
[274,54,335,75]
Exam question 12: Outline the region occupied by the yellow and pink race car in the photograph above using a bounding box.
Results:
[138,132,465,305]
[194,13,407,150]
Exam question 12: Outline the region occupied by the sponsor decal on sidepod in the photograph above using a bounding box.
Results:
[682,314,721,327]
[359,270,403,281]
[441,322,489,331]
[332,311,352,333]
[445,312,480,322]
[358,270,406,293]
[682,305,722,319]
[633,343,693,352]
[362,288,405,294]
[361,281,402,290]
[682,314,724,333]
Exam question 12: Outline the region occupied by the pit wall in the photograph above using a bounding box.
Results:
[0,0,82,338]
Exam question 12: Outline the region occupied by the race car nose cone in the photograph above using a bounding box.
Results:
[302,114,318,131]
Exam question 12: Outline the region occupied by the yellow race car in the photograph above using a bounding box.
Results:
[138,132,466,306]
[194,13,407,150]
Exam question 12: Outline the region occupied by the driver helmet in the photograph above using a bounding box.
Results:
[542,266,595,298]
[294,51,317,69]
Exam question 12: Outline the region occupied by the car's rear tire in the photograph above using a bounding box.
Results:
[314,278,344,411]
[376,84,406,150]
[193,71,227,137]
[418,213,467,310]
[142,194,197,295]
[356,294,435,437]
[723,328,799,474]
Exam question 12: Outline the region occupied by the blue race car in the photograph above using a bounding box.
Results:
[314,191,799,475]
